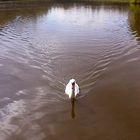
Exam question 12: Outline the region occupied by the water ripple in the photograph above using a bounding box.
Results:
[0,4,140,139]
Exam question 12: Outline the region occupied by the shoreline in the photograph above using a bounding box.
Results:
[0,0,139,10]
[0,1,52,9]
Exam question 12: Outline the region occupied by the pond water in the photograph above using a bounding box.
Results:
[0,3,140,140]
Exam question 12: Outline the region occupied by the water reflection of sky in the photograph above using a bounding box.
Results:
[0,99,26,139]
[37,6,128,31]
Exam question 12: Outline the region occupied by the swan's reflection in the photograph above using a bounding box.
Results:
[71,98,76,119]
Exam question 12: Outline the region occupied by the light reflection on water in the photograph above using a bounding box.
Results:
[0,3,140,140]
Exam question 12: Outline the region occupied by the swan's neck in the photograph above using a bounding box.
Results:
[71,83,75,98]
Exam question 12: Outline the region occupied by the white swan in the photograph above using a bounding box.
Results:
[65,79,80,99]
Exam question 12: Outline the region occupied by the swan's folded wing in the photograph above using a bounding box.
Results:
[65,83,72,94]
[75,83,80,96]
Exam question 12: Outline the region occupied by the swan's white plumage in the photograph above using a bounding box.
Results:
[65,79,80,98]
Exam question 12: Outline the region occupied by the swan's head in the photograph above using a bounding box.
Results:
[69,79,76,85]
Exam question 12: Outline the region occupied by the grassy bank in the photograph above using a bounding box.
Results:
[54,0,140,4]
[0,0,52,9]
[0,0,140,4]
[0,0,140,8]
[130,0,140,4]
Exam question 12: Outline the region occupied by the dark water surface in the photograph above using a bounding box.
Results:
[0,3,140,140]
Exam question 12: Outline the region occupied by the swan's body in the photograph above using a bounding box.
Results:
[65,79,80,98]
